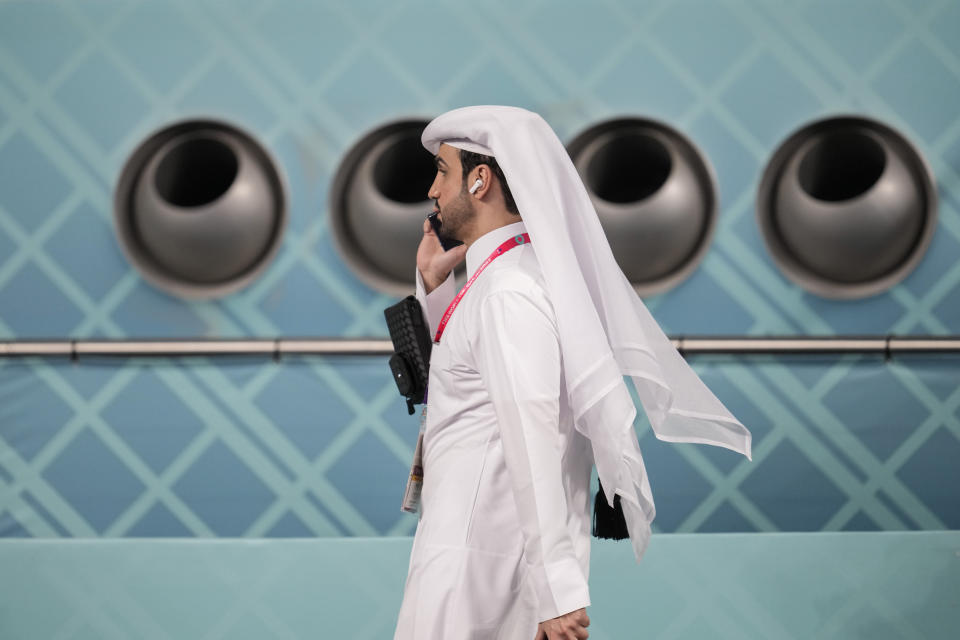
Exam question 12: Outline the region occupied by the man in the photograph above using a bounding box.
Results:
[394,106,751,640]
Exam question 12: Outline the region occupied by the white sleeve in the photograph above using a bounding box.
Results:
[414,268,456,338]
[472,288,591,622]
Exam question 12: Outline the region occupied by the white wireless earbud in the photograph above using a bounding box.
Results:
[469,178,483,194]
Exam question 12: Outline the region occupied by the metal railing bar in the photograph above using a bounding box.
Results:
[1,336,959,359]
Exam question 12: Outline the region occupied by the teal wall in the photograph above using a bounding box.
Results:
[1,0,959,538]
[2,533,958,639]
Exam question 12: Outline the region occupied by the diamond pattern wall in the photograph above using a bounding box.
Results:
[1,0,960,539]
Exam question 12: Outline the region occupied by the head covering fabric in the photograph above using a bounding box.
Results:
[442,138,492,156]
[423,106,751,560]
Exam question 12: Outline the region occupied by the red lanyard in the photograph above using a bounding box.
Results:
[434,233,530,343]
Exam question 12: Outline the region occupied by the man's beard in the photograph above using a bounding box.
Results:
[436,189,475,245]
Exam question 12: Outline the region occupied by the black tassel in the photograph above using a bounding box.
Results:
[592,481,629,540]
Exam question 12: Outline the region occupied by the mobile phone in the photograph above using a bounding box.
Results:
[427,212,464,251]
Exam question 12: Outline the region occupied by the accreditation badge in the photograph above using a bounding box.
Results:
[401,407,426,513]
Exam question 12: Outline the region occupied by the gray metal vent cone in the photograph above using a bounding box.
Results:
[114,119,287,300]
[757,116,937,299]
[568,118,718,297]
[330,119,436,296]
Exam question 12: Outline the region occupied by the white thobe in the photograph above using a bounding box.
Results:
[394,221,593,640]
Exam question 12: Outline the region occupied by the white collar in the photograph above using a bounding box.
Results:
[465,220,527,275]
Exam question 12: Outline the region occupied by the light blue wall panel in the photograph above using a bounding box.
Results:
[1,0,959,538]
[1,533,957,639]
[2,354,958,537]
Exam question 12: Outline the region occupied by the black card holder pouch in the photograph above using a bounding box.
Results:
[384,295,433,414]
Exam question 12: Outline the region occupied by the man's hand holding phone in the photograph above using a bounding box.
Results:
[418,216,467,294]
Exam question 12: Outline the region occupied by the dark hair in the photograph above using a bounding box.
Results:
[459,149,519,215]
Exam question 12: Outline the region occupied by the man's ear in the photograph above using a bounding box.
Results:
[473,165,492,198]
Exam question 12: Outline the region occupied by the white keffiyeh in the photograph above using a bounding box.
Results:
[422,106,752,560]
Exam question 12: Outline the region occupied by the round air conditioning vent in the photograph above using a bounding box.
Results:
[568,118,718,296]
[756,116,937,298]
[114,119,287,299]
[329,119,437,296]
